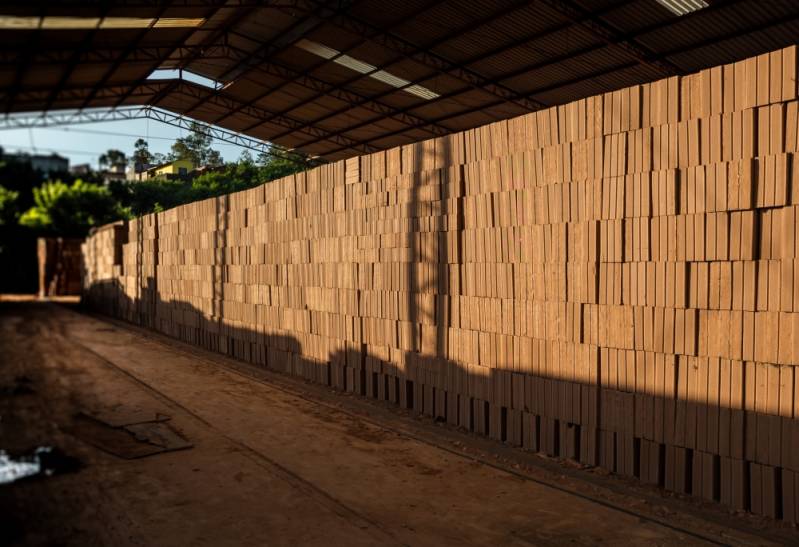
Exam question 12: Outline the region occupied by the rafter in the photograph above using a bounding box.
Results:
[79,3,174,111]
[178,0,354,121]
[537,0,681,77]
[285,0,738,151]
[219,45,450,136]
[0,45,231,66]
[171,81,378,154]
[2,81,171,108]
[207,0,450,133]
[13,0,307,7]
[43,3,116,112]
[4,6,48,114]
[315,0,795,157]
[112,2,253,110]
[298,0,543,112]
[260,0,647,144]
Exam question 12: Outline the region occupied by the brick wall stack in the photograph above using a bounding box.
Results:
[82,45,799,521]
[81,221,125,313]
[38,237,83,296]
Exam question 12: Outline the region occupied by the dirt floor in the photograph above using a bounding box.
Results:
[1,297,797,546]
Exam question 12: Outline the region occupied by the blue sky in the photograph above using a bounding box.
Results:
[0,117,255,169]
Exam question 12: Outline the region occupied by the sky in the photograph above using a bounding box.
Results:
[0,116,256,170]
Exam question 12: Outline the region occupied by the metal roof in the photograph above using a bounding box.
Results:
[1,0,798,161]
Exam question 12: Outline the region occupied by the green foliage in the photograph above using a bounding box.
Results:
[108,154,304,218]
[99,149,127,170]
[19,179,121,237]
[0,185,19,226]
[0,139,310,293]
[257,145,309,181]
[0,154,45,212]
[7,137,307,237]
[131,138,153,168]
[170,122,223,167]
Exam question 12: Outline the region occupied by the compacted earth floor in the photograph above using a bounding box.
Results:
[1,296,796,546]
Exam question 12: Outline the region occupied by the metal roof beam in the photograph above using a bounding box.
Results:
[536,0,681,77]
[2,81,171,108]
[316,1,794,157]
[0,105,316,167]
[215,0,453,132]
[0,107,151,129]
[4,5,48,114]
[172,81,378,154]
[218,46,450,136]
[178,0,354,122]
[288,0,735,152]
[2,76,380,157]
[263,0,638,144]
[298,0,544,112]
[79,3,175,112]
[0,1,307,11]
[42,3,117,112]
[0,44,231,66]
[113,2,255,110]
[143,106,318,166]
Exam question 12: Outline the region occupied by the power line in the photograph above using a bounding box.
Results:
[3,144,101,157]
[54,126,175,140]
[49,126,254,147]
[8,125,255,148]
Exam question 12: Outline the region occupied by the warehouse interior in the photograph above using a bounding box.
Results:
[3,1,799,545]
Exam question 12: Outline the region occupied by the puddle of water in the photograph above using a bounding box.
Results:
[0,447,81,485]
[0,452,40,483]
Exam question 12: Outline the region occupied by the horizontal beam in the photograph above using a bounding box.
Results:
[0,106,318,167]
[212,43,450,137]
[0,107,148,128]
[1,1,308,11]
[0,81,171,107]
[298,0,545,112]
[0,44,232,66]
[168,81,379,155]
[0,75,376,155]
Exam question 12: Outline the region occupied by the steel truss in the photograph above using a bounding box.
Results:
[0,106,318,167]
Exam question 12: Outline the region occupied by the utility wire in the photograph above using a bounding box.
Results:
[4,144,101,157]
[39,126,253,147]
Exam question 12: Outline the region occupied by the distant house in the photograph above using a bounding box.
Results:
[70,163,92,176]
[4,152,69,176]
[143,159,195,180]
[101,164,127,185]
[127,162,153,182]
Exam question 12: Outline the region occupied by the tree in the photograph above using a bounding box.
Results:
[0,185,19,226]
[0,154,43,211]
[170,122,221,167]
[19,179,121,237]
[131,138,153,169]
[99,149,127,172]
[257,144,307,182]
[238,150,254,166]
[206,148,223,167]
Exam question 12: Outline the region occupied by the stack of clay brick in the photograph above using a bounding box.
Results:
[82,45,799,521]
[81,221,126,314]
[39,237,83,296]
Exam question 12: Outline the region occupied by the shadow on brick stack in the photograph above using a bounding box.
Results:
[81,44,799,522]
[38,237,83,297]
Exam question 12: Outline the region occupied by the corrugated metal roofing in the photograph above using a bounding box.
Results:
[1,0,798,161]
